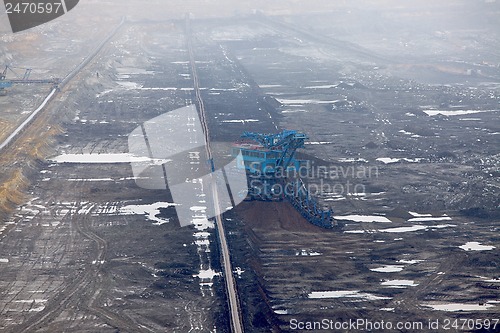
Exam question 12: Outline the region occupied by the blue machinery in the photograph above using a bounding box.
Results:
[231,130,335,228]
[0,66,13,91]
[0,65,60,95]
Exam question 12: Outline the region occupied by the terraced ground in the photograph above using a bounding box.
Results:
[0,2,499,332]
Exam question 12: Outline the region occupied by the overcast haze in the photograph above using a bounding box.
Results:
[2,0,499,39]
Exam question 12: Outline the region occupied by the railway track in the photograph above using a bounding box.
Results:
[3,16,243,332]
[0,19,136,333]
[186,17,244,333]
[0,17,125,155]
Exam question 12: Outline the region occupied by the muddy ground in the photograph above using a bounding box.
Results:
[0,2,499,333]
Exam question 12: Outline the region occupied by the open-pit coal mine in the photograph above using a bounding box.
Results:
[0,1,498,332]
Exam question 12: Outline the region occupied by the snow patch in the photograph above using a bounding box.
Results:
[308,290,391,301]
[408,215,451,222]
[334,215,391,223]
[194,269,221,280]
[277,98,342,105]
[381,280,418,287]
[459,242,496,251]
[422,302,496,312]
[376,157,423,164]
[370,265,405,273]
[51,153,171,165]
[119,202,177,225]
[221,119,259,124]
[423,110,496,117]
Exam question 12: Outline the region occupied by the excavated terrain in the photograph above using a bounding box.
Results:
[0,2,499,332]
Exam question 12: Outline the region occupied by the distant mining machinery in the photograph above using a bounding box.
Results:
[0,65,60,95]
[231,129,335,228]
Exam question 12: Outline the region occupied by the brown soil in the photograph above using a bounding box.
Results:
[237,200,325,233]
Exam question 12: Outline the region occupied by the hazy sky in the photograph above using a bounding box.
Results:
[76,0,497,17]
[1,0,498,35]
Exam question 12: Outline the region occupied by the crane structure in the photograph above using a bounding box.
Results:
[0,65,60,95]
[231,129,335,228]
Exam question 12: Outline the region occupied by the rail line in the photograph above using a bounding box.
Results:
[2,18,132,333]
[186,17,244,333]
[0,87,57,152]
[0,17,125,155]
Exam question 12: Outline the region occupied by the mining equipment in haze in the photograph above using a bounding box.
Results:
[231,130,336,228]
[0,65,60,95]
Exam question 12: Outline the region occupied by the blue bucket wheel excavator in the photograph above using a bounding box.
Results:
[0,65,60,95]
[0,66,13,95]
[231,129,336,228]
